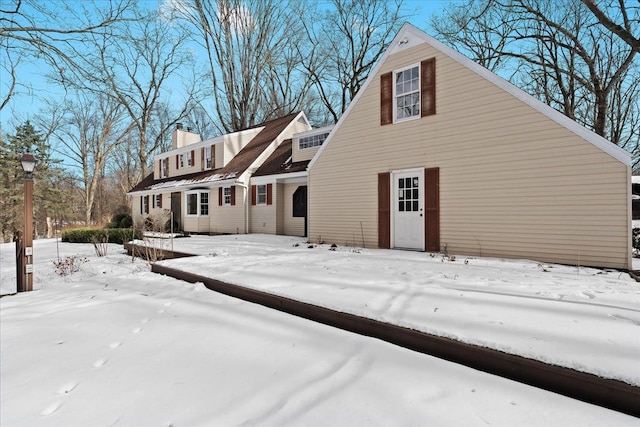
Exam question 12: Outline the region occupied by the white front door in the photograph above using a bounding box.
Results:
[393,170,424,250]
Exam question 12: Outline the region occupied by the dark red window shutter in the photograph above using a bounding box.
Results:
[266,184,273,205]
[421,58,436,117]
[140,196,143,214]
[175,155,179,169]
[251,185,257,205]
[191,150,195,166]
[378,172,390,249]
[424,167,440,251]
[380,72,393,125]
[201,148,205,169]
[231,186,236,206]
[218,187,223,206]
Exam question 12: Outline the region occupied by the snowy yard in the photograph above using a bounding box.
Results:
[1,237,639,426]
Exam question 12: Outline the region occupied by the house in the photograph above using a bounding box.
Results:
[250,126,333,236]
[128,112,311,235]
[308,23,632,270]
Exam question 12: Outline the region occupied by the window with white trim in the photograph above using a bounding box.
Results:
[161,158,168,178]
[154,194,162,209]
[186,191,209,216]
[223,187,232,205]
[205,147,212,169]
[257,185,267,205]
[187,150,193,167]
[200,192,209,215]
[179,154,185,169]
[298,132,329,150]
[395,64,420,121]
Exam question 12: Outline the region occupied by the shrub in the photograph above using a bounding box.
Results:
[107,213,133,229]
[62,228,142,244]
[53,255,88,276]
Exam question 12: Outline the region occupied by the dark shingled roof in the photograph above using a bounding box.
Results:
[128,112,301,193]
[253,139,310,177]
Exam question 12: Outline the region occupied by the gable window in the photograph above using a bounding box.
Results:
[395,65,420,121]
[161,158,169,178]
[186,191,209,216]
[380,58,436,125]
[299,132,329,150]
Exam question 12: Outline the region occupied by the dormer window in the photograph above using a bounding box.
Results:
[187,150,193,167]
[299,132,329,150]
[205,146,212,169]
[161,158,168,178]
[179,154,185,169]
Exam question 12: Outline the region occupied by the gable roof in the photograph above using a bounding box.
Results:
[253,139,310,177]
[128,112,303,194]
[309,23,631,168]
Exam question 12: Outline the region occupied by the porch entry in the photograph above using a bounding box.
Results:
[378,168,439,252]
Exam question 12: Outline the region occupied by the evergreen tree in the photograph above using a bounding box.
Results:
[0,121,72,241]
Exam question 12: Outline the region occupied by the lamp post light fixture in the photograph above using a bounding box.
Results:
[16,153,36,292]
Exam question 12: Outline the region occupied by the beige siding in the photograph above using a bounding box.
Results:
[210,187,247,234]
[309,43,631,269]
[283,183,306,237]
[250,201,277,234]
[276,184,285,235]
[222,128,263,167]
[292,141,321,162]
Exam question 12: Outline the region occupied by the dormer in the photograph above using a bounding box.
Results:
[292,126,334,163]
[153,125,269,180]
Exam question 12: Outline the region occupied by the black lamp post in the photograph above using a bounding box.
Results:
[16,153,36,292]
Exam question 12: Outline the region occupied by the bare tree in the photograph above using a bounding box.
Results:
[172,0,312,132]
[297,0,408,124]
[580,0,640,53]
[0,0,135,111]
[431,0,639,156]
[51,10,200,181]
[40,94,132,225]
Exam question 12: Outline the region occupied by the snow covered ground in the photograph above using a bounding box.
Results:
[1,237,639,426]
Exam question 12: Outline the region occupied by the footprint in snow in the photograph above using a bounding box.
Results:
[109,342,121,349]
[132,327,143,334]
[41,401,61,416]
[93,358,107,368]
[57,382,77,395]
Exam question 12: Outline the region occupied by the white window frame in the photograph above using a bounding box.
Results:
[186,190,209,217]
[154,194,162,209]
[298,132,329,150]
[161,158,168,178]
[187,151,193,167]
[200,192,209,215]
[179,154,185,169]
[256,185,267,205]
[223,187,232,206]
[394,63,421,123]
[205,147,212,169]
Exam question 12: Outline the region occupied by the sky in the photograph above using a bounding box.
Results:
[0,0,455,136]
